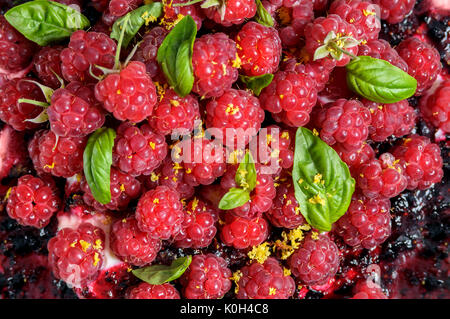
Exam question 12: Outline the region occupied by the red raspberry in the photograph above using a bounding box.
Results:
[0,78,45,131]
[32,46,64,89]
[161,0,204,30]
[318,66,355,104]
[206,89,265,148]
[203,0,257,27]
[127,283,180,299]
[259,71,318,127]
[396,37,442,96]
[334,194,391,249]
[235,22,282,76]
[91,0,109,12]
[192,33,239,98]
[149,88,200,136]
[6,175,60,229]
[277,0,314,47]
[28,130,86,178]
[329,0,381,41]
[372,0,415,24]
[352,280,387,299]
[236,257,295,299]
[419,78,450,133]
[81,167,141,212]
[173,197,218,249]
[313,0,329,11]
[60,30,116,83]
[282,58,335,92]
[108,0,142,17]
[313,99,371,150]
[95,61,157,123]
[333,142,375,176]
[392,135,444,190]
[357,152,408,199]
[0,125,27,181]
[180,254,232,299]
[47,223,106,288]
[135,186,184,240]
[113,122,168,177]
[220,214,269,249]
[288,233,340,286]
[358,39,408,72]
[110,217,161,266]
[48,82,106,138]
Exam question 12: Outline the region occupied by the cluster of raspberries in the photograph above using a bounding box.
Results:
[0,0,446,300]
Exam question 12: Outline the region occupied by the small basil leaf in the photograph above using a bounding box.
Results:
[346,56,417,103]
[157,15,196,97]
[132,256,192,285]
[83,128,116,205]
[218,188,251,210]
[111,2,163,48]
[239,74,274,96]
[292,127,355,232]
[235,151,257,192]
[5,0,90,46]
[255,0,274,27]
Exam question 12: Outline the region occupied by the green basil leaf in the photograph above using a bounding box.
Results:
[292,127,355,232]
[218,187,251,210]
[83,127,116,205]
[157,15,196,97]
[4,0,90,46]
[235,151,257,192]
[111,2,163,48]
[255,0,274,27]
[346,56,417,103]
[239,74,274,96]
[132,256,192,285]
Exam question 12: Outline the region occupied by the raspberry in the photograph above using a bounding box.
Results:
[220,214,269,249]
[313,99,371,150]
[0,125,27,181]
[60,30,117,83]
[113,122,168,176]
[206,89,265,148]
[0,78,45,131]
[95,61,157,123]
[318,66,355,103]
[352,280,387,299]
[192,33,239,98]
[135,186,184,240]
[329,0,381,41]
[28,130,86,178]
[110,217,161,266]
[313,0,329,11]
[358,39,408,72]
[392,135,444,190]
[149,88,200,136]
[6,175,60,229]
[180,254,232,299]
[161,0,204,30]
[372,0,415,24]
[81,167,141,212]
[277,0,314,47]
[419,78,450,133]
[32,46,64,89]
[357,152,408,199]
[47,222,106,288]
[173,197,218,249]
[332,142,375,176]
[334,194,391,249]
[236,22,282,76]
[48,82,106,138]
[91,0,109,12]
[203,0,257,27]
[127,283,180,299]
[236,257,295,299]
[282,58,335,92]
[288,233,340,286]
[396,37,442,96]
[108,0,142,17]
[259,71,318,127]
[363,99,416,142]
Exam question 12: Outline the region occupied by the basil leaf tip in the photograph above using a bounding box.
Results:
[240,74,274,96]
[132,256,192,285]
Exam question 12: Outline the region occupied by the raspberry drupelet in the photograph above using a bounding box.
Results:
[358,39,408,72]
[0,125,27,181]
[282,58,335,92]
[108,0,142,17]
[372,0,415,24]
[277,0,314,47]
[352,280,387,299]
[127,283,180,299]
[202,0,257,27]
[333,142,375,176]
[180,254,232,299]
[419,78,450,133]
[32,46,64,89]
[220,214,269,249]
[161,0,205,31]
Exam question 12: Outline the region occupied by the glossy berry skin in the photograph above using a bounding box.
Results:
[372,0,415,24]
[180,254,232,299]
[358,39,408,72]
[236,22,282,76]
[48,82,105,138]
[419,78,450,133]
[0,125,27,181]
[108,0,142,17]
[352,281,387,299]
[33,46,64,89]
[60,30,116,83]
[278,0,314,47]
[333,142,375,176]
[81,167,141,212]
[357,152,408,199]
[135,186,184,240]
[192,33,239,98]
[113,122,168,177]
[203,0,257,27]
[127,283,180,299]
[396,37,442,96]
[220,214,269,249]
[7,175,60,229]
[392,135,444,190]
[110,217,161,267]
[259,71,317,127]
[334,194,391,249]
[282,58,335,92]
[47,223,106,288]
[95,61,157,123]
[236,257,295,299]
[161,0,204,31]
[288,233,340,286]
[28,130,86,178]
